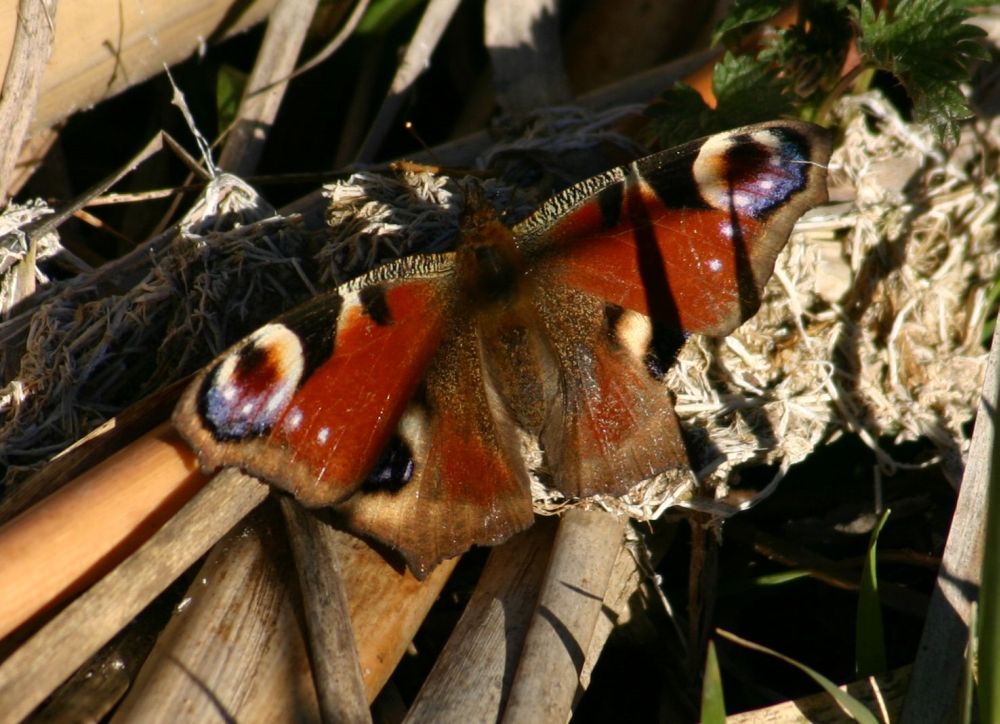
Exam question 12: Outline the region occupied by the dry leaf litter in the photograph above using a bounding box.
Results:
[0,175,312,479]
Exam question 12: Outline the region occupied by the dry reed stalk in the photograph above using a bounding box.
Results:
[405,518,559,722]
[111,500,455,721]
[0,423,202,640]
[900,309,1000,722]
[502,510,626,723]
[0,0,277,136]
[0,468,270,723]
[0,0,57,204]
[280,497,372,724]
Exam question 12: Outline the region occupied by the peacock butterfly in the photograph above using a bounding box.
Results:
[173,121,831,577]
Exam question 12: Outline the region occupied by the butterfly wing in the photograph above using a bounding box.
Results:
[173,255,454,506]
[173,122,831,575]
[516,121,831,336]
[335,316,535,577]
[175,251,536,575]
[530,283,690,498]
[515,121,830,497]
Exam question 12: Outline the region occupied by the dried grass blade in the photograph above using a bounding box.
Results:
[291,0,370,79]
[219,0,322,175]
[353,0,463,163]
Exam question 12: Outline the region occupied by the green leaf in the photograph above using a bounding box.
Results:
[645,84,715,148]
[855,508,890,677]
[357,0,425,36]
[855,0,989,141]
[713,0,787,45]
[758,0,854,98]
[717,629,881,724]
[752,569,813,586]
[646,52,794,147]
[216,65,247,135]
[714,51,795,121]
[701,641,727,723]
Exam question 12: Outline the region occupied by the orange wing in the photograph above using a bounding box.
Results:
[173,255,453,506]
[516,121,830,337]
[335,316,535,577]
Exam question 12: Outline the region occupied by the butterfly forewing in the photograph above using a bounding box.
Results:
[516,121,831,337]
[173,255,454,505]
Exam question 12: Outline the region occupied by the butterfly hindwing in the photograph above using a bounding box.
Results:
[530,283,689,498]
[337,315,535,576]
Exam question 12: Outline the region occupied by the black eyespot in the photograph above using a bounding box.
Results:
[362,435,415,494]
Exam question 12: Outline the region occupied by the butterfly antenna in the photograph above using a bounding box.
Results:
[405,121,443,168]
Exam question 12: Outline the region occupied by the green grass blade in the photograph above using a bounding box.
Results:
[977,382,1000,721]
[856,508,891,677]
[717,628,880,724]
[701,640,727,723]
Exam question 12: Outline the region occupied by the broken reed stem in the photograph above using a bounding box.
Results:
[900,308,1000,722]
[0,414,462,719]
[0,0,58,205]
[406,519,559,721]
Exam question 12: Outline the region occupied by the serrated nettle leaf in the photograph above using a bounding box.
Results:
[713,0,788,45]
[643,84,715,148]
[644,53,794,147]
[712,52,795,122]
[758,1,854,96]
[854,0,988,141]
